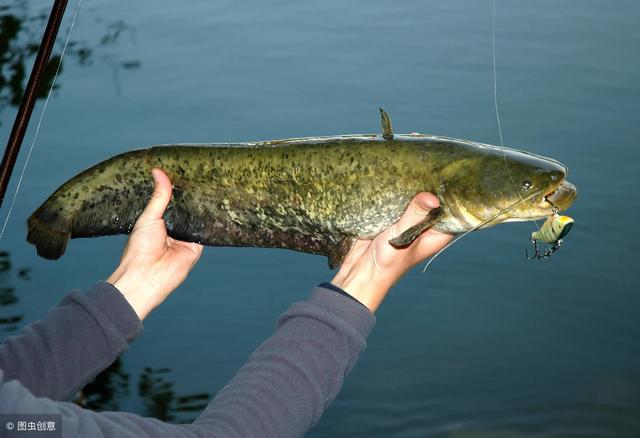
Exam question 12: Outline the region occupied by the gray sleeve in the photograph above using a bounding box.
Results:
[0,285,375,437]
[0,282,142,401]
[194,286,376,437]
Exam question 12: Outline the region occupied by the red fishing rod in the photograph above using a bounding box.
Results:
[0,0,69,208]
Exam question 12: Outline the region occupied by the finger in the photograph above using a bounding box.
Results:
[138,168,172,222]
[392,192,440,238]
[337,238,369,270]
[169,237,204,252]
[411,229,454,264]
[184,242,204,265]
[185,242,204,259]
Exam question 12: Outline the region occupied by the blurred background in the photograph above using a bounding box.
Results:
[0,0,638,436]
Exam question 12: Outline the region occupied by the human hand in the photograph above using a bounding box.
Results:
[331,193,453,312]
[107,168,203,320]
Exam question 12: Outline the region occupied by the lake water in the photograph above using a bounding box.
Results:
[1,0,639,436]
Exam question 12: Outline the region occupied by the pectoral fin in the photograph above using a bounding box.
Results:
[328,236,355,269]
[388,207,443,248]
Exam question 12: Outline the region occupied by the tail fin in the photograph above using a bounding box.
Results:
[26,212,70,260]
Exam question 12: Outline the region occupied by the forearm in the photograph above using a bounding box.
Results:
[0,282,142,401]
[0,284,374,438]
[0,372,202,438]
[194,284,375,437]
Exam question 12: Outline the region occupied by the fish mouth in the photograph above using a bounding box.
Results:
[542,180,577,212]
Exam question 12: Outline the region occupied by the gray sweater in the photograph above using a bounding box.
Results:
[0,282,375,437]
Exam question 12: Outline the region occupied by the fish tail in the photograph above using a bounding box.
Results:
[26,149,152,260]
[27,206,72,260]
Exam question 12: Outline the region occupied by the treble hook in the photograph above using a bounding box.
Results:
[526,238,563,260]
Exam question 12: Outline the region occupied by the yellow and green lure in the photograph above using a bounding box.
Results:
[527,214,574,260]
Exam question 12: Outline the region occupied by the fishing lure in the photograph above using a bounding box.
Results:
[527,214,574,260]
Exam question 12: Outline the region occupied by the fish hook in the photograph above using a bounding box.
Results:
[526,238,563,260]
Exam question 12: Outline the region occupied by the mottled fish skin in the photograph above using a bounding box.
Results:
[26,134,576,263]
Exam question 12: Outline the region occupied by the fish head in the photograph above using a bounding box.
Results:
[443,144,577,228]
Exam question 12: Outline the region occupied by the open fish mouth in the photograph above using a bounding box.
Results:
[543,180,577,212]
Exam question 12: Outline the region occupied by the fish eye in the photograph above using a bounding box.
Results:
[521,180,532,190]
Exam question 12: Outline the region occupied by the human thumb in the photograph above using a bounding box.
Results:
[138,168,172,222]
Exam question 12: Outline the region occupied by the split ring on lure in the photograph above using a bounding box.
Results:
[526,214,574,260]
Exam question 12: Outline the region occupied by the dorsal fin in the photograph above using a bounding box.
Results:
[379,108,393,140]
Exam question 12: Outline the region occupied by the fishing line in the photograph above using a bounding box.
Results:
[0,0,83,241]
[492,0,542,234]
[421,1,543,271]
[491,0,505,149]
